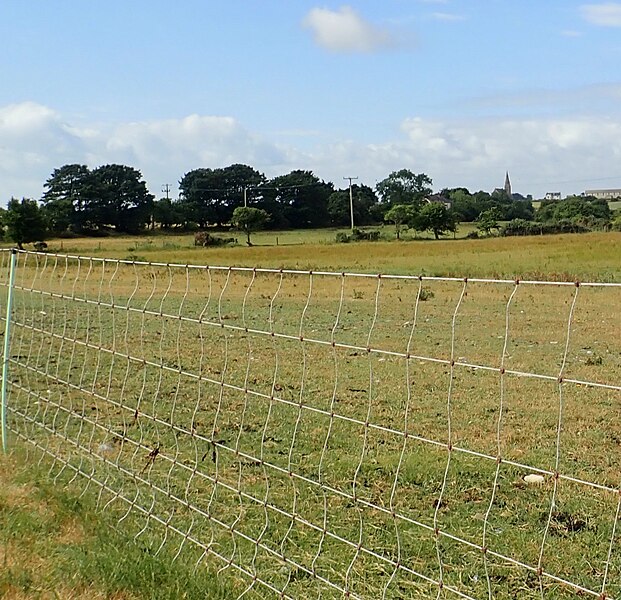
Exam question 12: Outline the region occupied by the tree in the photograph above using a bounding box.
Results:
[41,164,93,233]
[477,207,502,236]
[41,163,154,233]
[259,170,333,229]
[231,207,270,245]
[179,164,266,227]
[327,184,378,226]
[415,202,457,239]
[376,170,432,209]
[5,198,48,249]
[536,196,611,223]
[449,189,490,222]
[384,204,413,239]
[87,165,154,233]
[153,197,185,229]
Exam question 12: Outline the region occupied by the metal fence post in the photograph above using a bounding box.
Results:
[2,249,17,453]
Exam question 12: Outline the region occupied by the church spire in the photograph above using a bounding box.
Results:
[504,171,512,197]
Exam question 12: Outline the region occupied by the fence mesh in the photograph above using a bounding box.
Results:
[2,249,621,599]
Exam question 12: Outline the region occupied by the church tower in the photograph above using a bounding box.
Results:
[504,172,512,197]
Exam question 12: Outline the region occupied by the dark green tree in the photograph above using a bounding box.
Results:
[414,202,457,239]
[153,197,186,229]
[327,184,378,226]
[231,207,270,245]
[179,164,266,227]
[41,163,153,233]
[89,164,154,233]
[5,198,48,249]
[41,164,93,233]
[259,170,333,228]
[449,189,491,222]
[376,170,432,209]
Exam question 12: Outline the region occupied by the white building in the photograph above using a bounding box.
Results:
[583,189,621,200]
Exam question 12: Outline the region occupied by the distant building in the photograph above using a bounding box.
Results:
[583,189,621,200]
[545,192,561,200]
[504,171,512,197]
[493,172,513,198]
[426,194,452,210]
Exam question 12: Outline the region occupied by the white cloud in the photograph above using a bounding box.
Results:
[2,101,621,203]
[580,3,621,26]
[0,102,287,201]
[561,29,583,37]
[302,6,396,53]
[394,116,621,194]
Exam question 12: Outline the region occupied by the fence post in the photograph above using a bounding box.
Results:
[2,249,17,453]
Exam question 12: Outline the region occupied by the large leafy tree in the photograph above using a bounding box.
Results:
[41,164,93,233]
[89,164,154,233]
[376,170,432,209]
[414,202,458,239]
[5,198,48,249]
[41,163,153,233]
[178,168,220,227]
[327,184,378,226]
[259,170,333,229]
[179,164,266,227]
[153,197,186,229]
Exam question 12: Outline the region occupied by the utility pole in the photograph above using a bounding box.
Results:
[344,176,358,232]
[161,183,171,200]
[243,187,247,207]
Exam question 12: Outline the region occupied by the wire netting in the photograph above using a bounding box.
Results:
[1,250,621,599]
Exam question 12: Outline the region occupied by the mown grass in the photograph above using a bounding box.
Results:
[1,235,621,598]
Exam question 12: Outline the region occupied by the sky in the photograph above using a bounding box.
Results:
[1,1,621,202]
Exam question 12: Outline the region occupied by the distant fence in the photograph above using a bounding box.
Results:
[1,248,621,599]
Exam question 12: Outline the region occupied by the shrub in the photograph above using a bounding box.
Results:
[351,228,381,241]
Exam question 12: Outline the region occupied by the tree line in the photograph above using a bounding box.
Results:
[0,162,617,248]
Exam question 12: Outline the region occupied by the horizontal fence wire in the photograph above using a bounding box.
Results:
[2,249,621,599]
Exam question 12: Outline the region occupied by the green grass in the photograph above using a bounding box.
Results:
[0,450,238,599]
[2,233,621,598]
[18,228,621,281]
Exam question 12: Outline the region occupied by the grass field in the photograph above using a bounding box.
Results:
[29,228,621,281]
[2,232,621,599]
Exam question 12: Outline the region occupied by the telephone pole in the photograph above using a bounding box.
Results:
[161,183,171,200]
[343,176,358,232]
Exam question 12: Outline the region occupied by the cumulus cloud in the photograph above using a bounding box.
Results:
[580,2,621,26]
[2,101,621,203]
[0,102,288,201]
[302,6,396,53]
[394,116,621,194]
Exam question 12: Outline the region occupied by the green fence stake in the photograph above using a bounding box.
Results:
[2,249,17,453]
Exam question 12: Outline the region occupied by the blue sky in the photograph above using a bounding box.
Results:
[1,1,621,201]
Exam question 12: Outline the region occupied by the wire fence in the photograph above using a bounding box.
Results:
[1,248,621,599]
